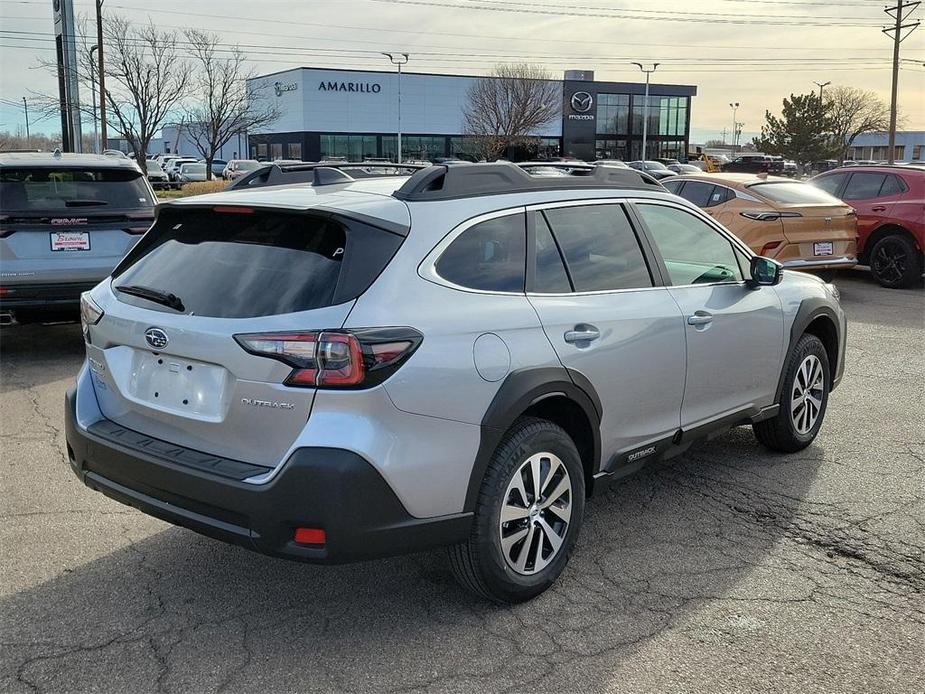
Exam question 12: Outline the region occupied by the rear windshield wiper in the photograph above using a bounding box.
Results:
[64,199,109,207]
[114,284,185,312]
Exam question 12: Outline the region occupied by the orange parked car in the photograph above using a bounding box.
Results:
[663,173,858,276]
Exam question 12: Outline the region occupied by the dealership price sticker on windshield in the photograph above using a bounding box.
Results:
[50,231,90,252]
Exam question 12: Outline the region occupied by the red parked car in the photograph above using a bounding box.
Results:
[811,165,924,288]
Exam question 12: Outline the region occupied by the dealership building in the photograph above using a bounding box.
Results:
[245,67,697,163]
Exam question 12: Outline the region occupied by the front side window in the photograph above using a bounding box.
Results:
[636,203,743,286]
[542,204,652,292]
[435,214,526,292]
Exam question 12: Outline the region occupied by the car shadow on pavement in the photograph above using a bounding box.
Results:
[1,427,825,693]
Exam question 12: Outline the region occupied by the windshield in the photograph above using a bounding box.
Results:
[237,161,261,171]
[0,167,154,211]
[181,164,206,174]
[644,161,668,170]
[748,182,844,205]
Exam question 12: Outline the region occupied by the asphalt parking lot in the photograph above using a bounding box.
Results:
[1,270,922,694]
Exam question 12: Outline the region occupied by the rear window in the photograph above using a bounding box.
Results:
[112,207,403,318]
[748,182,842,205]
[0,167,154,211]
[181,164,206,174]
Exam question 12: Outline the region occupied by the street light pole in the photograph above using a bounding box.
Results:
[632,62,659,161]
[814,81,831,101]
[22,97,30,145]
[90,45,100,153]
[382,52,409,163]
[729,102,739,156]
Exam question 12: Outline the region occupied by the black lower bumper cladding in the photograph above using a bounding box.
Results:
[65,388,471,563]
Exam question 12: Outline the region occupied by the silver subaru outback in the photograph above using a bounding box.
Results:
[65,162,846,603]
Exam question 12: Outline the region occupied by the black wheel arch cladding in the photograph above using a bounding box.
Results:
[464,367,602,513]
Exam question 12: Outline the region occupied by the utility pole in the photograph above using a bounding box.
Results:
[90,45,100,153]
[22,97,30,145]
[96,0,107,151]
[883,0,920,164]
[729,102,739,156]
[382,52,409,163]
[721,127,727,147]
[814,81,831,101]
[632,62,659,161]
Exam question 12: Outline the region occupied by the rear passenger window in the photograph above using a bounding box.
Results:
[435,213,525,292]
[533,215,572,293]
[542,204,652,292]
[677,181,717,208]
[662,179,683,195]
[843,173,886,200]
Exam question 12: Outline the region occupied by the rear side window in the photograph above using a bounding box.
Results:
[113,207,402,318]
[843,173,886,200]
[662,179,683,195]
[748,182,842,205]
[677,181,716,208]
[0,167,153,211]
[812,172,847,196]
[542,204,652,292]
[435,213,525,292]
[879,175,906,197]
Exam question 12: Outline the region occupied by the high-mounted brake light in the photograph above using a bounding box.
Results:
[213,206,254,214]
[234,328,422,389]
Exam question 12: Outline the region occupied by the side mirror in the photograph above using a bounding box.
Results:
[747,256,783,288]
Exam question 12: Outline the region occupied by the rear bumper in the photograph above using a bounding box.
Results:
[0,281,96,310]
[65,387,472,563]
[781,256,857,271]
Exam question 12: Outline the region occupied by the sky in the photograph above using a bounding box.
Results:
[0,0,923,143]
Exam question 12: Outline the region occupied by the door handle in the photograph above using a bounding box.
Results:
[564,325,601,344]
[687,312,714,326]
[871,206,887,212]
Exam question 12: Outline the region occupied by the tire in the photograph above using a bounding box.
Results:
[448,417,585,603]
[870,233,922,289]
[753,333,830,453]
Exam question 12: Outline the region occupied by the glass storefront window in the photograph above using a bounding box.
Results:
[320,135,378,162]
[287,142,302,161]
[270,143,283,160]
[596,94,630,135]
[631,96,688,138]
[595,139,628,161]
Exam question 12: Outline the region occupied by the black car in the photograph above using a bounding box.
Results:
[723,155,785,175]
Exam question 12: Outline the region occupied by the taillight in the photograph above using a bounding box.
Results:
[759,240,783,256]
[234,327,422,389]
[124,212,154,235]
[741,211,803,221]
[80,293,104,343]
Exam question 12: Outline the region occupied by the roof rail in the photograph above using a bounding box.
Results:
[392,162,662,202]
[227,161,428,191]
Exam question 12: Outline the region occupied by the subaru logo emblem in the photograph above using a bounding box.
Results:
[570,91,593,113]
[144,327,169,350]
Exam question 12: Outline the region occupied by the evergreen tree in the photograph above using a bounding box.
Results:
[753,93,837,168]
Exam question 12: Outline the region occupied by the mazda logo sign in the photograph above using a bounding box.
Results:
[144,327,169,350]
[570,91,593,113]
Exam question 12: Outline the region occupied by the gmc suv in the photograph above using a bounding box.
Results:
[65,162,846,603]
[0,152,155,324]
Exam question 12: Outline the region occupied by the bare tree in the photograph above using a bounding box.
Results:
[183,30,279,180]
[825,86,892,162]
[462,63,560,161]
[35,15,189,173]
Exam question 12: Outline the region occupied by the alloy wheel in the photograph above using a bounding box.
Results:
[872,240,908,285]
[791,354,825,435]
[498,452,572,575]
